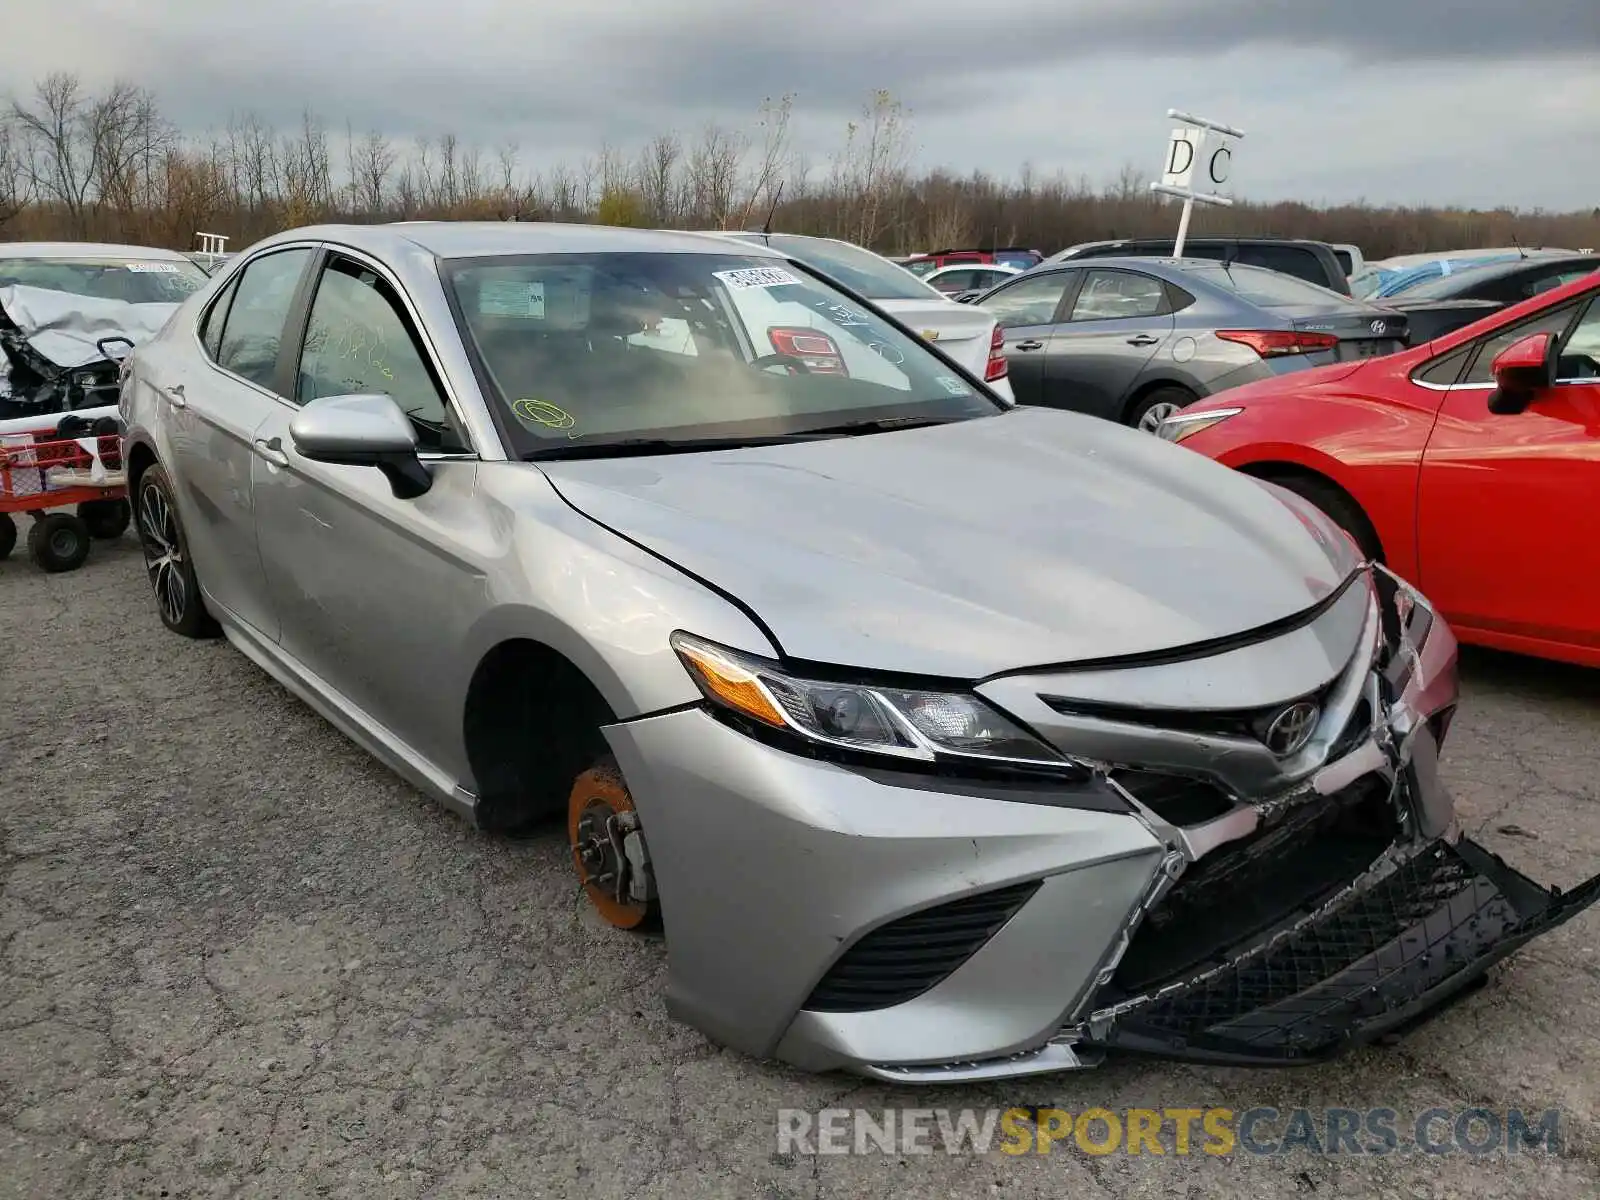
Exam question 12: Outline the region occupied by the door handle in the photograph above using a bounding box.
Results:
[162,383,186,408]
[1013,339,1044,351]
[252,437,289,468]
[1125,334,1160,347]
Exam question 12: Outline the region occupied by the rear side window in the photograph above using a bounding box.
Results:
[1414,345,1472,387]
[216,248,314,391]
[1234,244,1326,286]
[1069,270,1168,321]
[198,274,240,361]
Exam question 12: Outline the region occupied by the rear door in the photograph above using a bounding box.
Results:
[1042,268,1175,420]
[154,244,316,641]
[1416,288,1600,649]
[973,270,1078,405]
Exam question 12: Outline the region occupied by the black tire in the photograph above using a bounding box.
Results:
[134,464,222,638]
[1125,386,1196,434]
[0,513,15,560]
[1265,472,1385,563]
[27,512,92,573]
[79,498,132,540]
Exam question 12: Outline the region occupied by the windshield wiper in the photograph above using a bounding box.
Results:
[522,434,812,461]
[792,415,966,437]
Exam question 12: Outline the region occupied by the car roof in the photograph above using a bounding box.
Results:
[250,222,785,261]
[0,241,198,261]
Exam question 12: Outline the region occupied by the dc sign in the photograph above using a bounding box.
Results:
[1161,128,1236,192]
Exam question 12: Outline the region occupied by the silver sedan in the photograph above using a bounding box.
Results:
[119,222,1599,1082]
[975,256,1409,430]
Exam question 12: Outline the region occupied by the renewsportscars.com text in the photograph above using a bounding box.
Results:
[776,1106,1563,1157]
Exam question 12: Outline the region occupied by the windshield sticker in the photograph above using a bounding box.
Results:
[867,341,906,365]
[513,398,578,436]
[480,279,546,318]
[935,376,973,396]
[713,267,800,290]
[125,262,181,273]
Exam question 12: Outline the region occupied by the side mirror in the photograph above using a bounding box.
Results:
[1486,332,1553,415]
[288,393,432,499]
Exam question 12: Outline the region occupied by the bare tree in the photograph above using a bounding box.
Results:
[831,89,913,248]
[347,127,395,215]
[635,132,682,225]
[685,121,746,228]
[9,73,99,235]
[0,118,33,229]
[495,140,520,215]
[734,93,794,228]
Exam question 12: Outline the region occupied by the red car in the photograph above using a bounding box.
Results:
[1164,269,1600,668]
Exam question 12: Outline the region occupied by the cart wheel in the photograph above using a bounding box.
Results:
[27,512,92,573]
[0,514,15,560]
[79,498,132,540]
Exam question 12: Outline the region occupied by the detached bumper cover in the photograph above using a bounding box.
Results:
[1074,837,1600,1065]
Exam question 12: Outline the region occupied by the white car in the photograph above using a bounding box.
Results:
[699,232,1015,401]
[922,262,1022,296]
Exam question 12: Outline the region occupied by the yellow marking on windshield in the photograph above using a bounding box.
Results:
[514,399,578,435]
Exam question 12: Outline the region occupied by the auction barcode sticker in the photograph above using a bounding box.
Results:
[713,267,800,290]
[125,262,181,273]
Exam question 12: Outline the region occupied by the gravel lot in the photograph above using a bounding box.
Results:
[2,532,1599,1198]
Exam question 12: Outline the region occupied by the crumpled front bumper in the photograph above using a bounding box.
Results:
[605,564,1600,1082]
[1073,835,1600,1065]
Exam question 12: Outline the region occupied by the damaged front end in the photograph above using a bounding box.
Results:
[0,285,152,421]
[983,565,1600,1070]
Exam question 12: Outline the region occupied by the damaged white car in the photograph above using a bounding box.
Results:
[0,242,206,420]
[119,223,1600,1082]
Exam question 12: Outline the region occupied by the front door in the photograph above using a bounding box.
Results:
[151,246,315,641]
[978,270,1078,406]
[1417,287,1600,650]
[250,250,488,775]
[1043,268,1175,422]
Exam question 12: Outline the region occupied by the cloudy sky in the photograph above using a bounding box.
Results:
[3,0,1597,210]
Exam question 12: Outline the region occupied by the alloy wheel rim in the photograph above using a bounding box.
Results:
[138,484,186,625]
[1138,401,1181,433]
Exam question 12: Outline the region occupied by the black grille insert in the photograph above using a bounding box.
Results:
[1109,777,1399,995]
[803,880,1042,1013]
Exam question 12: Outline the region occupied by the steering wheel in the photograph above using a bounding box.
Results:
[748,353,812,375]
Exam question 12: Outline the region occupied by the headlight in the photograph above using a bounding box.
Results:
[1156,406,1242,443]
[670,632,1072,772]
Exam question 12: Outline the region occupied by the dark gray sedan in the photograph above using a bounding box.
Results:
[973,257,1409,430]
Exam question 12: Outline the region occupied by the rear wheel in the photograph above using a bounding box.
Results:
[27,512,92,572]
[1126,386,1195,433]
[568,756,659,931]
[135,464,221,638]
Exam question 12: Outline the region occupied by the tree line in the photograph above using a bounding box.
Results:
[3,72,1596,260]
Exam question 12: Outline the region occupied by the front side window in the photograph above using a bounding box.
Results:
[981,273,1074,329]
[442,251,1003,457]
[1069,270,1167,321]
[216,248,314,391]
[1556,295,1600,383]
[297,257,468,452]
[0,255,209,304]
[1459,300,1584,386]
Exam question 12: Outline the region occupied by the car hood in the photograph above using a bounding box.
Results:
[538,406,1358,679]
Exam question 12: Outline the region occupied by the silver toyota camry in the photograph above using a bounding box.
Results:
[120,222,1600,1083]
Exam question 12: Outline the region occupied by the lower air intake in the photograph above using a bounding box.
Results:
[803,880,1041,1013]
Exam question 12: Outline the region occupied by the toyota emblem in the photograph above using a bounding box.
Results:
[1370,319,1387,335]
[1264,702,1320,757]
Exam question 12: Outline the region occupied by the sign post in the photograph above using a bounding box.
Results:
[1150,109,1243,258]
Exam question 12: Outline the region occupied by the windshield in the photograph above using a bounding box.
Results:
[443,251,1004,457]
[0,255,209,304]
[1182,262,1353,307]
[756,236,941,301]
